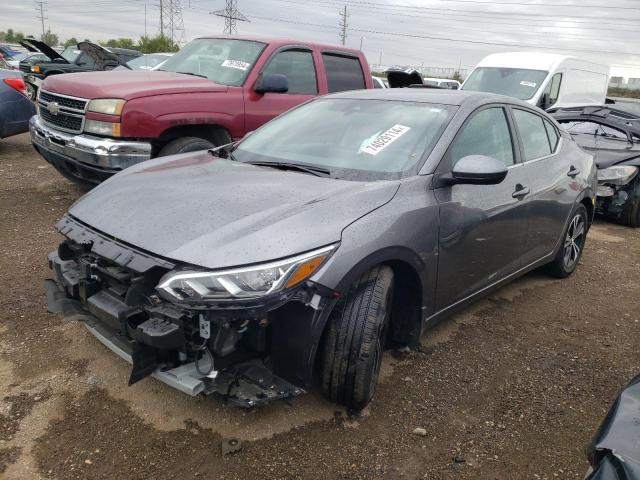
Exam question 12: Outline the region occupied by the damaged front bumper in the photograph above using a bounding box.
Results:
[44,216,334,407]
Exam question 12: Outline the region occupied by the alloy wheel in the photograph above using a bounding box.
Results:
[563,214,585,269]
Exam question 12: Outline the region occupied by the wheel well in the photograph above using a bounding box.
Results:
[384,260,423,347]
[153,124,231,156]
[580,197,594,226]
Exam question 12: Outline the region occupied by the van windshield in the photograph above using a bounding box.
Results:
[462,67,548,100]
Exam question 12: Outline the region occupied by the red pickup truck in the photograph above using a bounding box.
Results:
[30,36,372,187]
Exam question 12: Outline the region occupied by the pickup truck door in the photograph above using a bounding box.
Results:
[244,47,319,133]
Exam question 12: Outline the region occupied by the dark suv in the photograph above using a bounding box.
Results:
[20,40,140,99]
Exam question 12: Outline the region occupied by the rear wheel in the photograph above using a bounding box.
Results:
[546,204,588,278]
[158,137,216,156]
[321,265,394,410]
[25,83,37,101]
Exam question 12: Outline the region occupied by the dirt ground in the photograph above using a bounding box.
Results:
[0,133,638,480]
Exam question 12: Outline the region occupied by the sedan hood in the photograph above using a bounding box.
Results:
[43,70,228,100]
[68,153,400,269]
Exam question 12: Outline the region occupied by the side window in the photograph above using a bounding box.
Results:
[75,52,96,68]
[262,49,317,95]
[322,53,366,93]
[539,73,562,109]
[513,109,552,161]
[543,119,559,152]
[548,73,562,106]
[450,107,515,167]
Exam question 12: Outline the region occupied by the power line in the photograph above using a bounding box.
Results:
[157,0,185,45]
[246,14,640,57]
[34,1,47,39]
[439,0,640,10]
[211,0,249,35]
[338,5,348,45]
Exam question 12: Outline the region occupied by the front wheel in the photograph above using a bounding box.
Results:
[621,197,640,228]
[26,83,37,101]
[158,137,215,156]
[546,204,588,278]
[321,265,394,410]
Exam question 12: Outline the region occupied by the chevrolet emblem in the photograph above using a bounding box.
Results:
[47,101,60,115]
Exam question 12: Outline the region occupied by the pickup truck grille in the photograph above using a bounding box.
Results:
[19,63,31,73]
[37,90,88,134]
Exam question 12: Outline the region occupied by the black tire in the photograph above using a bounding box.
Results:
[158,137,216,156]
[546,204,588,278]
[26,83,37,101]
[321,265,394,410]
[621,197,640,228]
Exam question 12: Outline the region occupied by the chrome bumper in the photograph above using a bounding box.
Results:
[30,115,152,170]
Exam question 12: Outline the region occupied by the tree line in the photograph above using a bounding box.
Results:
[0,28,179,53]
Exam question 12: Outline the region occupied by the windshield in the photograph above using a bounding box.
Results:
[159,38,265,86]
[11,53,30,61]
[127,54,170,70]
[61,47,80,62]
[463,67,548,100]
[233,98,455,181]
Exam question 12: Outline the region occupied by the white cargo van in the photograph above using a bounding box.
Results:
[462,52,610,110]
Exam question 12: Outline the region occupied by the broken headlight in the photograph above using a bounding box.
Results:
[156,245,336,304]
[597,166,638,186]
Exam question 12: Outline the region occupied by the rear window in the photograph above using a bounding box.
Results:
[322,53,366,93]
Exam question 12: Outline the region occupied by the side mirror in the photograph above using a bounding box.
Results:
[451,155,508,185]
[255,73,289,94]
[539,92,550,110]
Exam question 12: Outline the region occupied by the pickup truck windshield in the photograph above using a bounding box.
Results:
[233,98,455,181]
[159,38,265,86]
[463,67,548,100]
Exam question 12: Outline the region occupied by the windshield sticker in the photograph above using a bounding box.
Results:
[361,124,411,156]
[520,81,537,88]
[221,59,250,71]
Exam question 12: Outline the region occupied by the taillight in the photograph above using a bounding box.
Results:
[3,77,27,97]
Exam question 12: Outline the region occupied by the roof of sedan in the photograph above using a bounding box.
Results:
[329,88,524,107]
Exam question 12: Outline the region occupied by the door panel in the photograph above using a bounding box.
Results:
[434,106,531,311]
[244,49,318,133]
[511,108,574,263]
[434,166,531,310]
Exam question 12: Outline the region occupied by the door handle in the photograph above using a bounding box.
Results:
[512,185,530,199]
[567,166,580,178]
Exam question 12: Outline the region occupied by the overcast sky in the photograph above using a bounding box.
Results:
[2,0,640,78]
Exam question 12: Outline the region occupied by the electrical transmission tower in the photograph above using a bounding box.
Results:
[158,0,185,46]
[35,1,47,39]
[211,0,249,35]
[339,5,348,46]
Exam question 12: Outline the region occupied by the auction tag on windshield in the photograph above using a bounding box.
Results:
[221,59,250,71]
[520,81,537,88]
[362,124,411,156]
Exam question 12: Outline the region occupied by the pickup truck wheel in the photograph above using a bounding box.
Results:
[158,137,215,156]
[321,265,394,410]
[546,204,588,278]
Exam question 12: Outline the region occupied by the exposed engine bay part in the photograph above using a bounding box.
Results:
[45,215,327,407]
[551,105,640,227]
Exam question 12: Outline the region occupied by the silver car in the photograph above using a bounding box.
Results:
[45,89,596,409]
